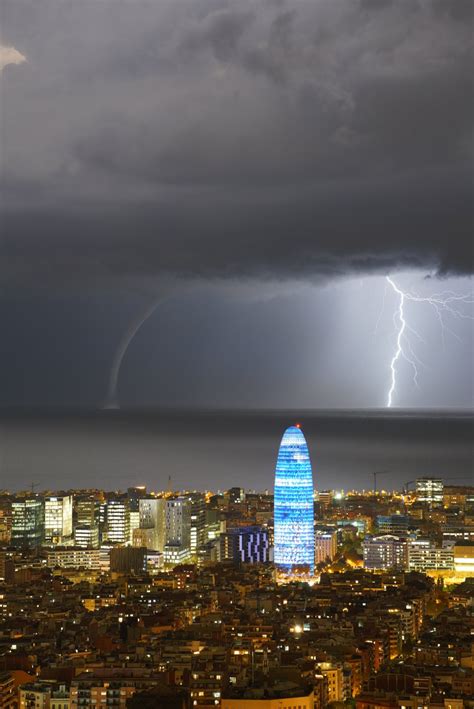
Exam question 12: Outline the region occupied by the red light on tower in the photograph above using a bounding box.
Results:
[295,423,301,429]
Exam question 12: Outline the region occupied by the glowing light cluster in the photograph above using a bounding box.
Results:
[274,425,314,573]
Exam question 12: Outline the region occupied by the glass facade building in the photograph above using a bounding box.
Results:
[11,498,44,548]
[274,425,314,573]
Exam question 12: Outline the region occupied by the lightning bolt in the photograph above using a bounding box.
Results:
[385,275,473,408]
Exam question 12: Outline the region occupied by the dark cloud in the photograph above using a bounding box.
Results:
[1,0,473,291]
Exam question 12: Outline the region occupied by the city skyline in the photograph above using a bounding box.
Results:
[0,2,472,706]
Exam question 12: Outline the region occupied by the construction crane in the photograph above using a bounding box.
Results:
[372,471,389,494]
[404,480,416,494]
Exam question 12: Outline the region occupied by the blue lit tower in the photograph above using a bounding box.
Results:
[274,425,314,573]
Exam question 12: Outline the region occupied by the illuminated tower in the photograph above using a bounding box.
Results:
[274,425,314,573]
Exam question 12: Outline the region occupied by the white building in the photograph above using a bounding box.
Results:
[138,497,166,551]
[164,497,191,565]
[416,478,444,506]
[363,535,407,570]
[407,539,454,572]
[315,529,338,564]
[74,525,99,549]
[105,499,130,545]
[47,547,107,570]
[44,496,73,544]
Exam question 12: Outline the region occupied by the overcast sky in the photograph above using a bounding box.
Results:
[1,0,472,410]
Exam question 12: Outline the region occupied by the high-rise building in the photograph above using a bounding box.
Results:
[44,495,73,544]
[315,529,338,564]
[138,498,166,551]
[74,525,99,548]
[11,498,44,548]
[188,493,206,556]
[76,497,100,526]
[127,487,147,544]
[105,499,130,545]
[164,497,191,565]
[127,486,147,512]
[363,535,407,570]
[0,497,12,544]
[274,425,315,573]
[74,496,100,548]
[416,478,444,506]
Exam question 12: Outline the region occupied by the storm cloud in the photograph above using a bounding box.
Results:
[1,0,473,290]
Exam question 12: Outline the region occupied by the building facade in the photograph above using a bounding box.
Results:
[315,529,338,564]
[44,495,73,544]
[11,498,44,548]
[363,535,407,570]
[164,497,192,565]
[407,539,454,572]
[221,526,270,565]
[105,499,130,545]
[416,477,444,506]
[274,425,315,573]
[138,498,166,551]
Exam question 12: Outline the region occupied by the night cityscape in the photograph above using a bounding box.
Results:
[0,421,473,708]
[1,0,473,708]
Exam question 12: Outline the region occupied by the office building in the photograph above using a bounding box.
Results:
[416,477,444,506]
[110,546,147,574]
[127,487,146,544]
[44,495,73,544]
[407,539,454,572]
[74,496,100,548]
[11,498,44,548]
[164,497,191,565]
[363,535,407,570]
[221,526,270,565]
[315,529,338,564]
[138,497,166,551]
[76,496,101,526]
[47,547,106,570]
[105,499,130,545]
[376,514,410,537]
[74,525,100,548]
[127,486,147,512]
[274,425,315,573]
[0,497,12,544]
[188,493,206,555]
